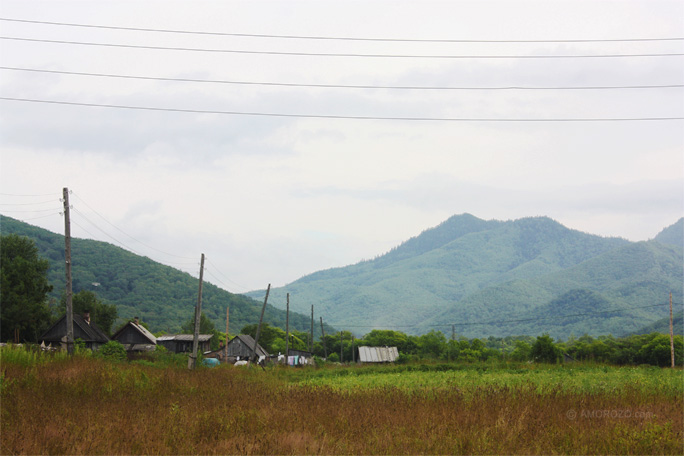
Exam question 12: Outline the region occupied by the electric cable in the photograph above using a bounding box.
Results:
[2,17,682,43]
[3,66,682,91]
[3,36,684,59]
[2,97,682,122]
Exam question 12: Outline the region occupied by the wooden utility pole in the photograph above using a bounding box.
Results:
[252,284,270,363]
[285,293,290,363]
[188,253,205,370]
[320,317,328,358]
[352,335,355,363]
[224,306,229,361]
[670,292,675,368]
[340,331,344,363]
[62,187,74,355]
[310,305,314,353]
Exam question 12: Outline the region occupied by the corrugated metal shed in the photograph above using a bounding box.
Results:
[358,346,399,363]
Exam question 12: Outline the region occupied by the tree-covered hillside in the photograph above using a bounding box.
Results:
[249,215,682,338]
[0,215,322,335]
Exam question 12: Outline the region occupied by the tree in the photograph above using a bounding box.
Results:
[0,234,53,342]
[59,290,118,336]
[530,334,562,363]
[182,312,220,351]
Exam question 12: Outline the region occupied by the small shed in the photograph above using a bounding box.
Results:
[111,318,156,352]
[156,334,213,354]
[357,346,399,363]
[224,334,269,360]
[40,312,109,350]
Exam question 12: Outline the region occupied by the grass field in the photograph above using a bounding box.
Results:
[1,347,682,455]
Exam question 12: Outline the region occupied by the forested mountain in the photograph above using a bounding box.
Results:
[248,215,683,339]
[0,215,319,335]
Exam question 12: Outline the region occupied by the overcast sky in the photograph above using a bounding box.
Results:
[1,0,682,293]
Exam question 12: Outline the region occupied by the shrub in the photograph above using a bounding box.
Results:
[98,341,127,361]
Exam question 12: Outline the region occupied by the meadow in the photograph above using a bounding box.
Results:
[1,347,682,455]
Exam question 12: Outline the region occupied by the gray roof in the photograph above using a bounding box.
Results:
[358,346,399,363]
[156,334,213,342]
[40,314,109,343]
[111,321,157,344]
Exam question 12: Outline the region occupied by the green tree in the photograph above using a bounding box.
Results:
[60,290,118,336]
[182,312,220,351]
[531,334,562,363]
[0,234,53,342]
[416,330,447,359]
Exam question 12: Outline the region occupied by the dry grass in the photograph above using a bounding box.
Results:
[1,355,682,455]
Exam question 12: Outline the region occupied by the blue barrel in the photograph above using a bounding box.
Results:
[202,358,220,367]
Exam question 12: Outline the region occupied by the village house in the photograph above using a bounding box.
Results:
[111,317,156,352]
[40,311,109,350]
[156,334,213,354]
[205,334,269,363]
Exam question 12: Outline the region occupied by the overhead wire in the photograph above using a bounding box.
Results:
[2,17,683,43]
[2,97,682,122]
[3,36,684,59]
[205,257,252,293]
[3,66,682,91]
[71,191,196,261]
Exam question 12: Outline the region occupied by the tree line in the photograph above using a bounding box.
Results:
[2,233,681,367]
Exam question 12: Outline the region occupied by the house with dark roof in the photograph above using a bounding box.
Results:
[156,334,213,354]
[111,318,156,352]
[203,334,269,363]
[40,312,109,350]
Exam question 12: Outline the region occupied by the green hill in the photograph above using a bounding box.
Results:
[653,217,683,247]
[0,215,320,335]
[248,215,682,338]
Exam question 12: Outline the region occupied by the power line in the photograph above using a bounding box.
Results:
[2,97,683,122]
[2,17,683,43]
[71,192,195,260]
[4,66,682,91]
[3,36,684,59]
[205,258,252,293]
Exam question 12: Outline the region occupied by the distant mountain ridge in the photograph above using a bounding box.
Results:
[249,215,683,338]
[0,215,320,335]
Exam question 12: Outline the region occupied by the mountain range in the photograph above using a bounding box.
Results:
[247,215,683,339]
[2,213,681,339]
[0,215,321,335]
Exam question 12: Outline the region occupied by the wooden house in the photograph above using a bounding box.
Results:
[40,312,109,350]
[223,334,269,360]
[156,334,213,354]
[111,318,156,352]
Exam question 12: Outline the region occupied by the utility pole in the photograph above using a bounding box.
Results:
[62,188,74,355]
[670,292,675,368]
[188,253,205,369]
[340,331,343,363]
[320,317,328,358]
[224,306,229,361]
[252,284,270,364]
[285,293,290,363]
[352,335,355,363]
[310,305,314,353]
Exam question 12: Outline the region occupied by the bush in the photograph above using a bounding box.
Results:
[531,334,561,363]
[98,341,127,361]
